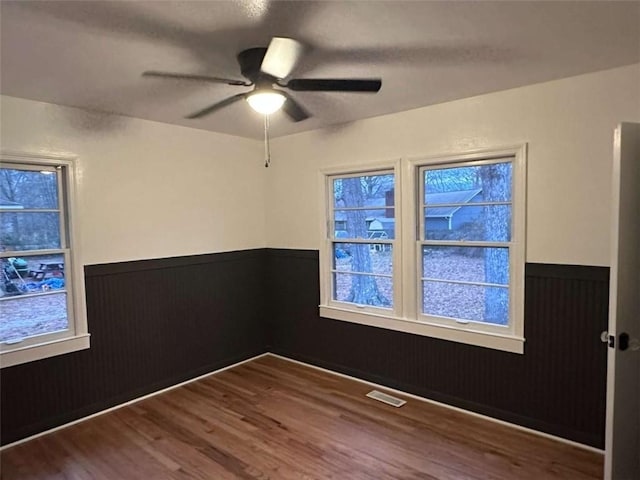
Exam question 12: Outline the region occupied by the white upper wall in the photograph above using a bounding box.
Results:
[2,64,639,268]
[266,64,640,267]
[0,96,265,265]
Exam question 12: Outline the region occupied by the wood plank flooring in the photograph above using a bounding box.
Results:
[1,355,603,479]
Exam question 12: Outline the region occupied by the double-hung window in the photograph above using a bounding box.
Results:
[417,153,524,346]
[321,167,400,317]
[1,153,89,367]
[320,146,526,353]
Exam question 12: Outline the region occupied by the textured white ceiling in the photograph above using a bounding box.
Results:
[1,1,639,139]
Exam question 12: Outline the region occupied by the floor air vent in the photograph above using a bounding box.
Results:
[366,390,406,407]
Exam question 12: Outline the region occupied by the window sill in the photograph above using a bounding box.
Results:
[319,305,524,354]
[1,334,90,368]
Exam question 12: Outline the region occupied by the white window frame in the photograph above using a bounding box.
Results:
[319,160,402,319]
[319,146,526,354]
[1,152,89,368]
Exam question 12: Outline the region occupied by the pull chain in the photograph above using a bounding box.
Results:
[264,114,271,168]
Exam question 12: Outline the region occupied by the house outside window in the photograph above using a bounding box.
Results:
[1,153,89,368]
[320,146,526,353]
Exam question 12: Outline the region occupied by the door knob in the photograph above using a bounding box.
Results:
[601,330,615,348]
[600,331,639,350]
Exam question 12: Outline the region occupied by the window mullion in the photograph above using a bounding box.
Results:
[399,158,417,320]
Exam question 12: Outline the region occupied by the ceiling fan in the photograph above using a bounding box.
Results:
[142,37,382,122]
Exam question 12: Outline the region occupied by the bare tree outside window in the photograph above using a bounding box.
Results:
[332,173,394,308]
[478,162,511,324]
[1,168,60,251]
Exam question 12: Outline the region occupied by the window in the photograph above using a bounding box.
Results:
[324,169,400,315]
[320,146,526,353]
[1,153,89,367]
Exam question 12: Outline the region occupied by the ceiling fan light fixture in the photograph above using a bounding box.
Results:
[146,37,381,122]
[246,90,286,115]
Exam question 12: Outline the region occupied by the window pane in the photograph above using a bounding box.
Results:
[1,212,61,250]
[424,205,511,241]
[424,161,512,202]
[333,174,394,209]
[422,246,509,285]
[334,208,395,239]
[0,168,59,209]
[423,281,509,325]
[0,292,69,342]
[334,243,392,274]
[333,273,392,308]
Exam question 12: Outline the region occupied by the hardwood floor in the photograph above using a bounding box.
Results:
[1,355,603,479]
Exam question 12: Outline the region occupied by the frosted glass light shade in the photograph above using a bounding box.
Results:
[246,91,286,114]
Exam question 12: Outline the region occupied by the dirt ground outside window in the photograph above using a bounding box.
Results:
[334,250,488,320]
[1,254,68,342]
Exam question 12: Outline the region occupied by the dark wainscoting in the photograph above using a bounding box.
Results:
[267,249,610,448]
[1,249,269,446]
[2,248,610,449]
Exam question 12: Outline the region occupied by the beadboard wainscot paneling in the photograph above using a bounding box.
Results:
[2,249,609,449]
[1,249,269,445]
[267,249,609,448]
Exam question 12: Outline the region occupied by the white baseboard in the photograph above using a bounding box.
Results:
[2,350,604,456]
[0,353,269,451]
[267,353,604,455]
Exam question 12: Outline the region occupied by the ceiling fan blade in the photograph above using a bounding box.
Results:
[260,37,304,79]
[281,92,310,122]
[285,78,382,92]
[143,71,250,87]
[185,93,247,119]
